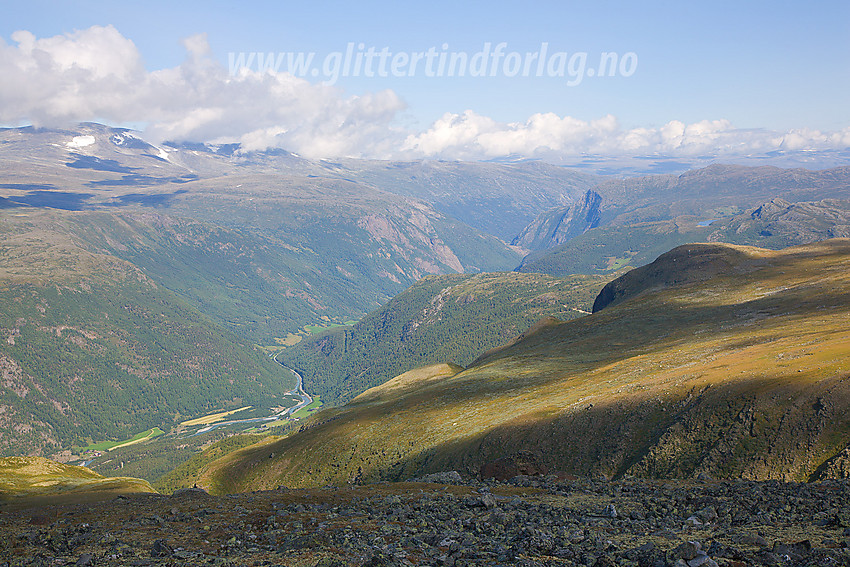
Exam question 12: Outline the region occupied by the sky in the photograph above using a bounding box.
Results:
[1,0,848,166]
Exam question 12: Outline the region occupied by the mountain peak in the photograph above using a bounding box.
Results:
[751,198,794,219]
[511,189,602,251]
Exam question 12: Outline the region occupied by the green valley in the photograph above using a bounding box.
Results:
[204,240,850,491]
[281,271,613,406]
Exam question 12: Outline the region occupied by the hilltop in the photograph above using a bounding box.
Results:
[0,457,154,503]
[205,240,850,491]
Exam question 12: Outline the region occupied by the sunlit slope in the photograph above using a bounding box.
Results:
[209,240,850,490]
[0,457,155,502]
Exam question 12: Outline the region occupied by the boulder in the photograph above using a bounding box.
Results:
[480,450,549,481]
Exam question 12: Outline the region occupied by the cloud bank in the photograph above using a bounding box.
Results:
[1,25,848,163]
[402,112,850,163]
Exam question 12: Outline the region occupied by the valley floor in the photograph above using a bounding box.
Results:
[1,475,848,566]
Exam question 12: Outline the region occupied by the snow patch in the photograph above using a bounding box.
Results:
[66,135,95,148]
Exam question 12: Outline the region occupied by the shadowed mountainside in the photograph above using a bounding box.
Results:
[202,240,850,491]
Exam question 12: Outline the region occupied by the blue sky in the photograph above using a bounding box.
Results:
[1,0,848,163]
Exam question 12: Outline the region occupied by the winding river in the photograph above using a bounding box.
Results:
[187,355,313,436]
[275,354,313,415]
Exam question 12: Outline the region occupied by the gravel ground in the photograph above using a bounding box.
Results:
[2,474,849,566]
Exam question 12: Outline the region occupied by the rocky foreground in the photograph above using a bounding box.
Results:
[1,474,849,567]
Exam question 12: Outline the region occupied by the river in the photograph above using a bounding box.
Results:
[187,355,313,436]
[274,354,313,415]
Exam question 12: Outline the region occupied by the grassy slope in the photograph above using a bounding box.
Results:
[281,271,613,406]
[0,456,155,502]
[0,210,295,456]
[206,240,850,491]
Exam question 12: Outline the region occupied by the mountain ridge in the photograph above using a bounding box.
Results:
[203,239,850,491]
[518,197,850,276]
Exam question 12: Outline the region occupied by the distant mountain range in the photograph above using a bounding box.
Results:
[0,122,598,241]
[1,124,533,342]
[512,164,850,266]
[518,197,850,276]
[3,122,850,470]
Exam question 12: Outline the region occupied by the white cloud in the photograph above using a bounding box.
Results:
[403,112,850,163]
[0,25,848,164]
[0,26,146,124]
[0,26,405,159]
[401,112,626,159]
